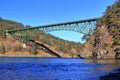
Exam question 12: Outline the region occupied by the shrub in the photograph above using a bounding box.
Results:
[0,30,6,38]
[0,43,6,54]
[14,44,23,52]
[30,44,38,55]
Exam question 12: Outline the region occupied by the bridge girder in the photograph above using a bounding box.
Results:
[39,21,96,34]
[8,18,98,34]
[7,18,98,42]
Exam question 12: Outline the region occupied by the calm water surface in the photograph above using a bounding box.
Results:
[0,57,120,80]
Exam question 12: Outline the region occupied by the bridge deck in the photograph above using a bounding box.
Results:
[8,18,99,32]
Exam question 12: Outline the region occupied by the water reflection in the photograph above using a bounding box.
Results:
[86,59,120,72]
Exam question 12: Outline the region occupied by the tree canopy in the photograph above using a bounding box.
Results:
[99,0,120,45]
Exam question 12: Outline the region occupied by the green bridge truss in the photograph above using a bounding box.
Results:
[7,18,99,42]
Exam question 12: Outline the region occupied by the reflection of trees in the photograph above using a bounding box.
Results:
[85,59,120,71]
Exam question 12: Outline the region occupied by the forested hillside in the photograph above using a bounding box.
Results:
[37,32,82,56]
[99,1,120,46]
[0,17,24,38]
[0,17,83,57]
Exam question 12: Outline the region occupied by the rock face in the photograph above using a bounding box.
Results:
[114,48,120,59]
[79,0,120,59]
[80,25,115,59]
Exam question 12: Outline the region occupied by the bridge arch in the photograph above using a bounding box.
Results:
[38,19,97,34]
[7,18,98,42]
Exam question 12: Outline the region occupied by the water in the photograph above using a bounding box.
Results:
[0,57,120,80]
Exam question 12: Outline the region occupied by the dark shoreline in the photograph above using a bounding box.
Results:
[100,69,120,80]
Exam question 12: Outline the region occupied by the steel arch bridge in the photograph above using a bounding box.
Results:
[7,18,99,42]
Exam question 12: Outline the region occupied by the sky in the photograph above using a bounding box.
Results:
[0,0,115,43]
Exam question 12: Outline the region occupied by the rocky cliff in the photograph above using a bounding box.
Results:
[80,25,114,59]
[80,0,120,59]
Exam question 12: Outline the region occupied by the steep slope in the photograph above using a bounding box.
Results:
[0,36,71,57]
[0,17,83,57]
[80,25,114,59]
[0,17,24,38]
[80,0,120,59]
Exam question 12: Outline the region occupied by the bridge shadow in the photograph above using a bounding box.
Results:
[26,40,61,58]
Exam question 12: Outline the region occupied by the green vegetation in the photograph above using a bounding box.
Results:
[10,25,82,55]
[0,17,24,38]
[30,44,38,55]
[37,32,82,55]
[98,0,120,46]
[0,43,6,54]
[14,44,23,52]
[20,29,41,43]
[20,29,82,55]
[0,17,24,30]
[0,17,83,56]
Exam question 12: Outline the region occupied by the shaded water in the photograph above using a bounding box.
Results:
[0,57,120,80]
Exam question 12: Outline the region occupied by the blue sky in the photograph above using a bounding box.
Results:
[0,0,115,42]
